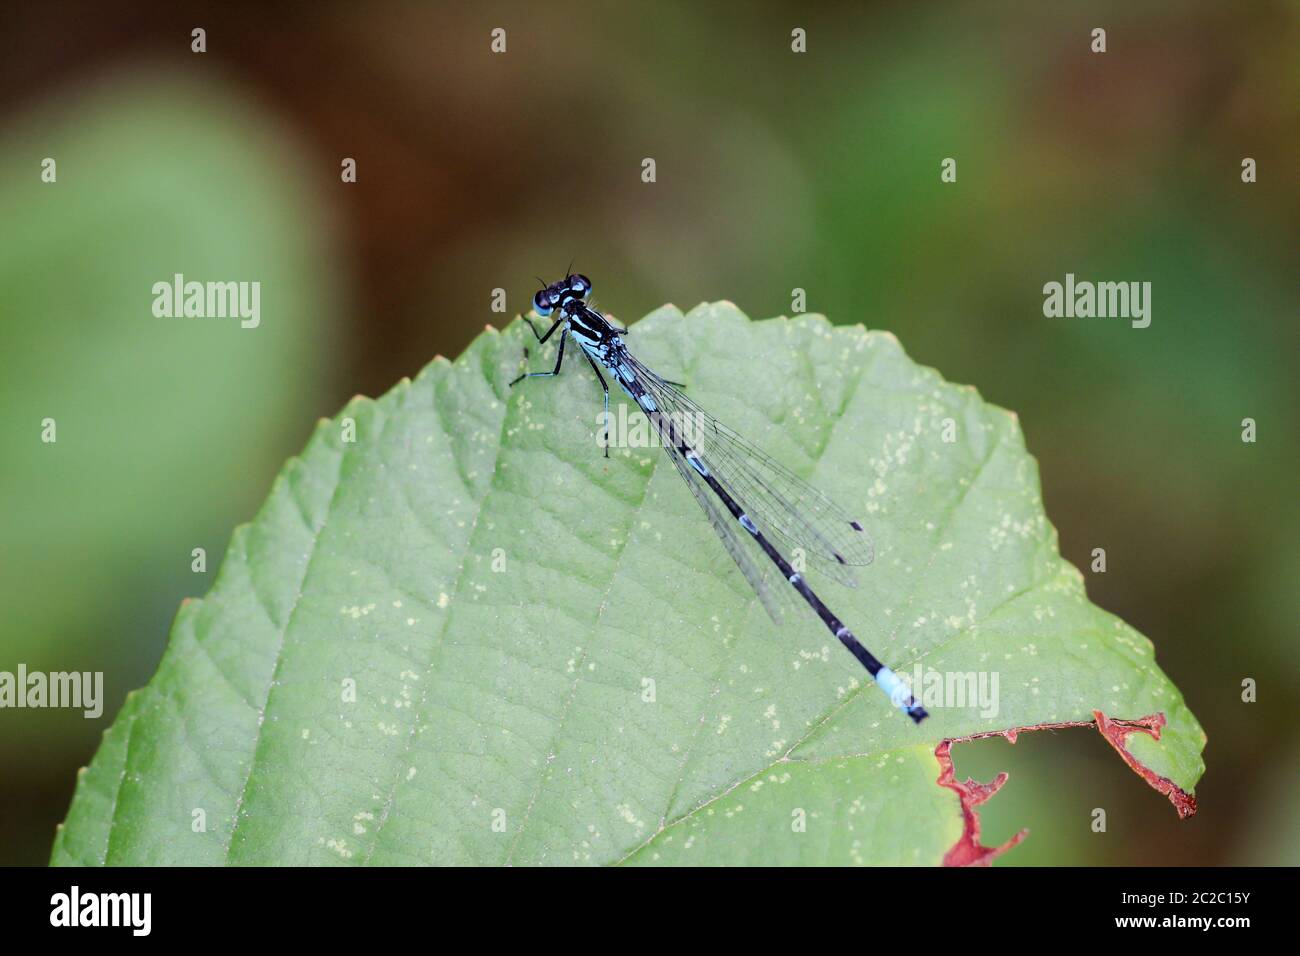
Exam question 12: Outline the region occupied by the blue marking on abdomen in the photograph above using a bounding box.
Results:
[637,392,658,412]
[739,514,757,534]
[686,452,708,477]
[874,666,912,710]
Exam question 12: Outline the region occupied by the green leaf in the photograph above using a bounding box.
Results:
[52,303,1204,866]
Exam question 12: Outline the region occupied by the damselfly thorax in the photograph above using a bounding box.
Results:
[563,303,617,347]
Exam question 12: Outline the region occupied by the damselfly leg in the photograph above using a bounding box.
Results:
[508,326,567,387]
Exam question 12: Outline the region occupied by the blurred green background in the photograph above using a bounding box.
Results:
[1,1,1295,866]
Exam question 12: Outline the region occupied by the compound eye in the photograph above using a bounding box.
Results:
[532,289,553,316]
[569,274,592,297]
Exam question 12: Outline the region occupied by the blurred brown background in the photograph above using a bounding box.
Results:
[0,0,1296,865]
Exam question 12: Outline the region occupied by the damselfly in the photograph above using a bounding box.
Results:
[510,274,927,723]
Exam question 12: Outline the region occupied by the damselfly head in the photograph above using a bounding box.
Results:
[533,274,592,317]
